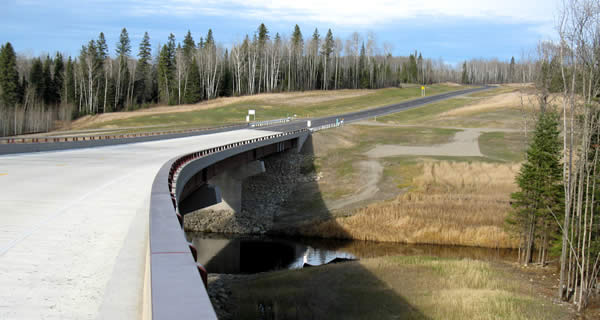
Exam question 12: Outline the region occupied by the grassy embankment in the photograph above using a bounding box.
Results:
[227,255,568,320]
[293,85,529,248]
[69,84,466,132]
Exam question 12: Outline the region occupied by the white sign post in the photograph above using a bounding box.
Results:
[246,115,250,122]
[248,109,256,121]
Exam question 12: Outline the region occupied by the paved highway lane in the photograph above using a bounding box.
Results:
[0,129,280,319]
[263,86,491,132]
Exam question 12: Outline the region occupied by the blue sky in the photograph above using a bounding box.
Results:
[1,0,560,65]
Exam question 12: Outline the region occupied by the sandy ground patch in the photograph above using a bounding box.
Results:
[440,82,462,87]
[366,129,483,158]
[440,90,569,118]
[261,90,374,106]
[440,92,526,116]
[353,121,518,159]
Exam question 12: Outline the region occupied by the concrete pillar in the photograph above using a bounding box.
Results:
[178,184,221,216]
[203,160,265,214]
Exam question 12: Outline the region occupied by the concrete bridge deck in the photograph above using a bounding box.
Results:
[0,129,280,319]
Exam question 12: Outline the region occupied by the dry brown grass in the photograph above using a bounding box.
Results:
[440,89,573,119]
[261,89,374,106]
[440,91,526,117]
[300,161,521,248]
[440,82,463,87]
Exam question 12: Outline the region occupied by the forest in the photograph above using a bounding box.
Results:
[0,24,532,136]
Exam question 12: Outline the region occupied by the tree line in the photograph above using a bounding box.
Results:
[0,24,533,136]
[508,0,600,311]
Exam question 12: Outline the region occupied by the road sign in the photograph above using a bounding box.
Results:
[248,109,255,115]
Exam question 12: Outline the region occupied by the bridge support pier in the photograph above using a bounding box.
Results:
[203,160,265,214]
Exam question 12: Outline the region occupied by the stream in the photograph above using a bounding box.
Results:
[186,231,518,274]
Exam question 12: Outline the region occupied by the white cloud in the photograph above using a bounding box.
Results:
[129,0,560,29]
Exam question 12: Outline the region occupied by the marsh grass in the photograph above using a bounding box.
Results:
[300,161,521,248]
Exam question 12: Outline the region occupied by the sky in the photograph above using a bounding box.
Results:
[1,0,561,65]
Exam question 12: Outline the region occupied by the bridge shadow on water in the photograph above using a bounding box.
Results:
[187,135,431,319]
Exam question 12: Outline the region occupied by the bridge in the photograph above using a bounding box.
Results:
[0,86,488,319]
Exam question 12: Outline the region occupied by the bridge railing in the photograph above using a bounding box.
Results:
[249,117,292,128]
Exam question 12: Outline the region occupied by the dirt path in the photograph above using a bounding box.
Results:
[328,160,383,211]
[367,129,483,158]
[328,123,519,210]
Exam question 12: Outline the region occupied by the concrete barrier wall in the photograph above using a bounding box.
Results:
[148,129,309,320]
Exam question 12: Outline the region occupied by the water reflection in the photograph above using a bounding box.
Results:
[186,231,517,275]
[186,232,356,274]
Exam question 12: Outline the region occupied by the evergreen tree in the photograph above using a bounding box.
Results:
[42,56,53,104]
[509,56,516,83]
[157,44,174,104]
[115,28,131,111]
[219,49,232,97]
[461,62,469,84]
[292,25,303,47]
[97,32,108,60]
[321,29,334,89]
[311,28,320,43]
[359,43,368,88]
[167,33,176,60]
[116,28,131,56]
[321,29,334,59]
[51,53,64,105]
[183,30,195,60]
[184,58,201,103]
[257,23,269,45]
[64,57,76,106]
[135,31,152,104]
[417,52,423,83]
[408,54,418,83]
[508,111,563,265]
[29,58,45,101]
[0,42,21,107]
[290,25,303,90]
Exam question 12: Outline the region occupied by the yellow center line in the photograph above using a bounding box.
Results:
[0,173,7,176]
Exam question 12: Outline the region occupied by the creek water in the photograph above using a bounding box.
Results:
[186,231,518,274]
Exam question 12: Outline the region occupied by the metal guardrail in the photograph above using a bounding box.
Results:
[309,121,342,132]
[0,123,245,144]
[249,117,292,128]
[149,127,310,319]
